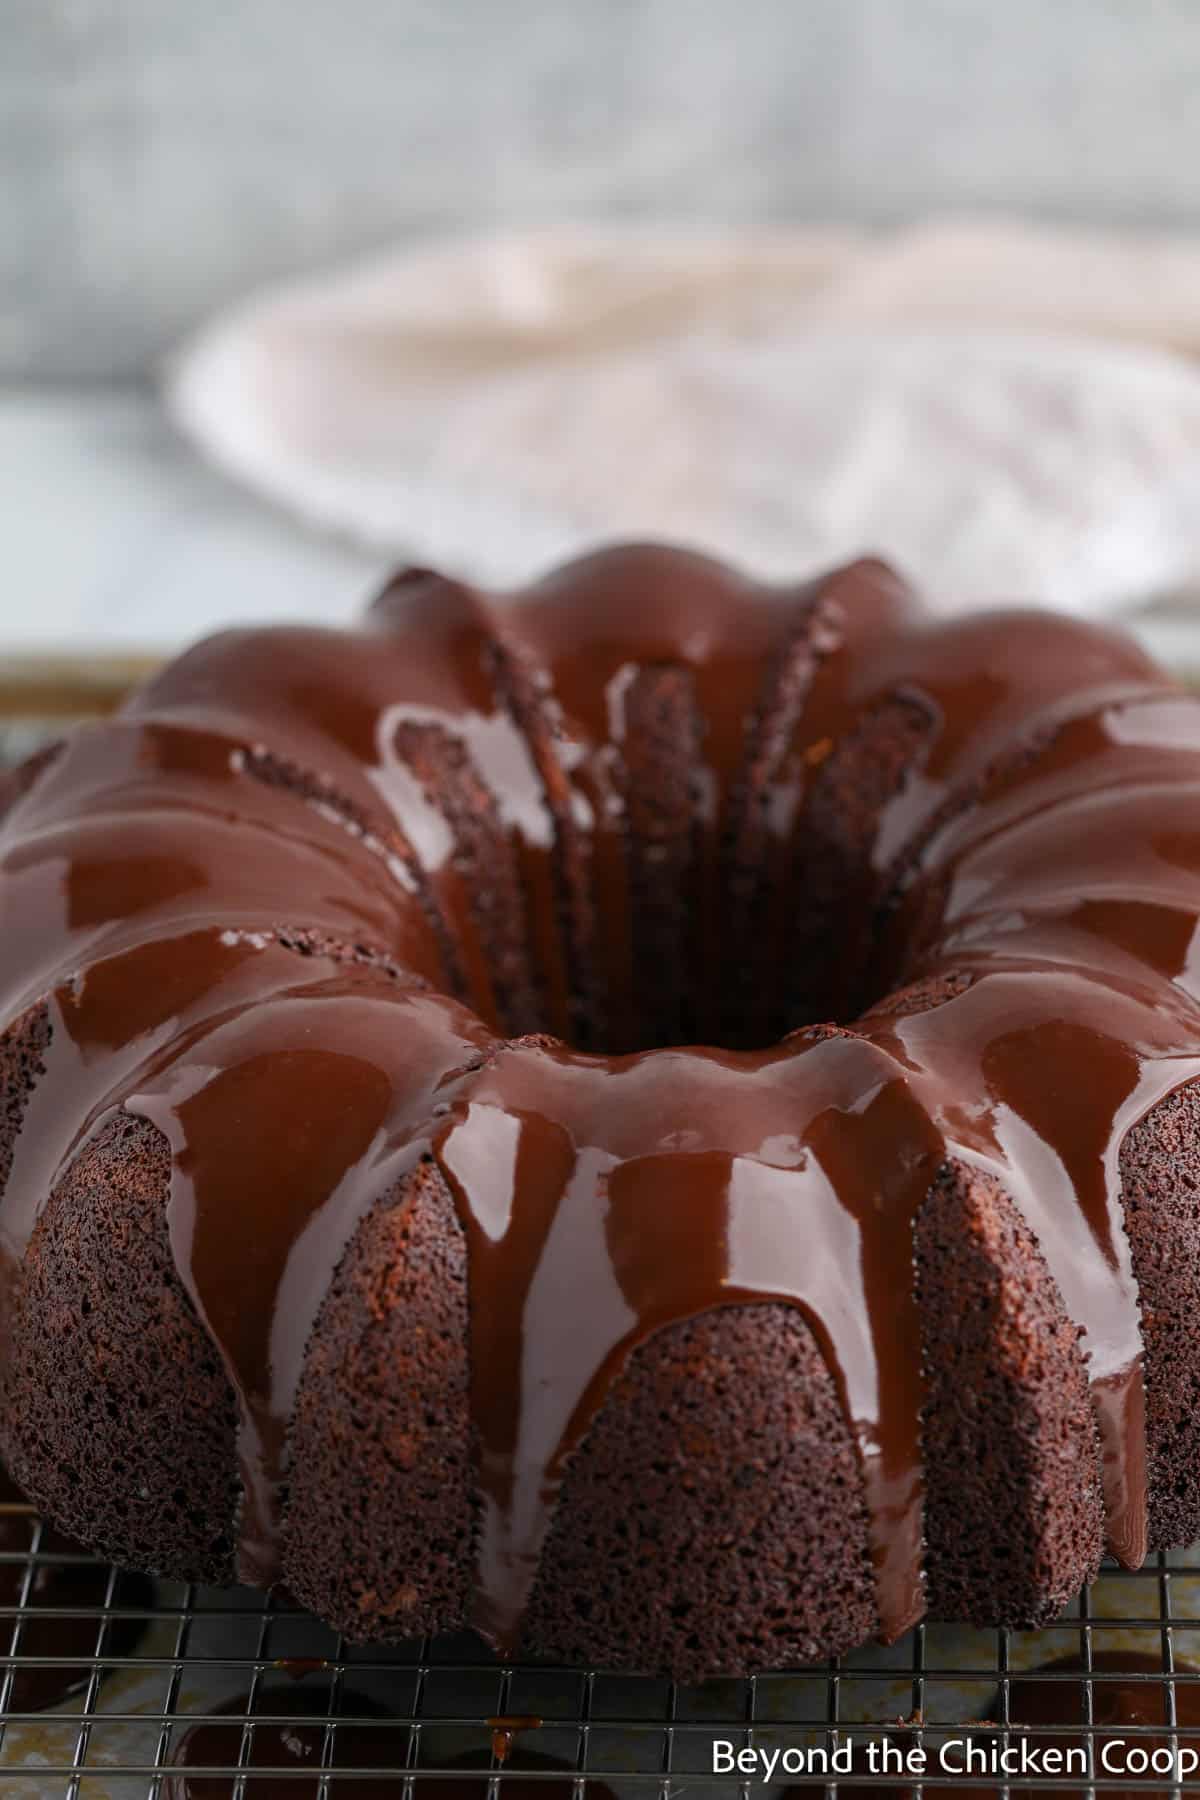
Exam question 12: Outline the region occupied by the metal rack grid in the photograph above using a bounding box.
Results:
[2,1479,1200,1797]
[7,687,1200,1796]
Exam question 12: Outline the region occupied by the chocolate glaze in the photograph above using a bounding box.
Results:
[1004,1651,1200,1799]
[1,543,1196,1653]
[168,1696,602,1800]
[487,1713,543,1761]
[165,1687,400,1798]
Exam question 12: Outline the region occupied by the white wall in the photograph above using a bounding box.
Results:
[4,0,1199,378]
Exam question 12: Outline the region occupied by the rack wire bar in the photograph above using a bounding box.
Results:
[7,681,1200,1795]
[0,1481,1197,1796]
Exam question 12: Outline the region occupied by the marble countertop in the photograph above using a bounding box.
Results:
[2,385,1199,676]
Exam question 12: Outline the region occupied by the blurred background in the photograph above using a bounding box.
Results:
[5,0,1200,678]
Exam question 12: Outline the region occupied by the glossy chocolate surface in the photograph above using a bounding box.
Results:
[165,1687,400,1798]
[0,543,1195,1651]
[1004,1651,1200,1799]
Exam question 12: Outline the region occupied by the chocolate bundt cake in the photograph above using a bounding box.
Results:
[2,543,1199,1680]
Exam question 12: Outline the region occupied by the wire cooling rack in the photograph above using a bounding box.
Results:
[2,1478,1200,1796]
[7,691,1200,1796]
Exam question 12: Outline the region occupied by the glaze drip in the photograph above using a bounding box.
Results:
[0,544,1196,1658]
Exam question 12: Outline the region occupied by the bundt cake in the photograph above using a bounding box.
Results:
[2,542,1199,1681]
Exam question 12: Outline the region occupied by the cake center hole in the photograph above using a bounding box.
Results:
[539,828,904,1059]
[540,688,937,1056]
